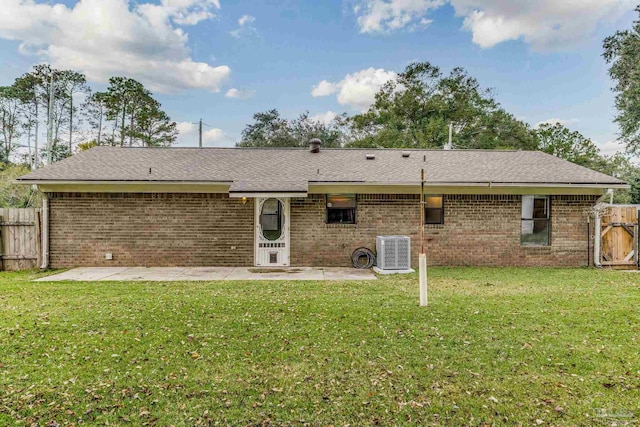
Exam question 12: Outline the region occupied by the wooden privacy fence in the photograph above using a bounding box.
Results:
[597,205,638,269]
[0,208,41,271]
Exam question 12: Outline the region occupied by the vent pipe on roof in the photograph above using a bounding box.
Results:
[444,122,453,150]
[309,138,321,153]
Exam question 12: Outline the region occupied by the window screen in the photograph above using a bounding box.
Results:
[521,196,550,246]
[326,194,356,224]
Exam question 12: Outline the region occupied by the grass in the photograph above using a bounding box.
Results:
[1,268,639,426]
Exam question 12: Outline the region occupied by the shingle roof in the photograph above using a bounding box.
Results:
[17,146,626,188]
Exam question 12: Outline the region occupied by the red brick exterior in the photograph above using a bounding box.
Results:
[291,194,596,267]
[48,192,596,268]
[48,193,254,267]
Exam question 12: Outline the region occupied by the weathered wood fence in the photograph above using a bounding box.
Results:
[0,208,41,271]
[596,205,639,269]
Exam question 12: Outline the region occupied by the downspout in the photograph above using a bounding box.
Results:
[593,189,613,268]
[40,193,49,270]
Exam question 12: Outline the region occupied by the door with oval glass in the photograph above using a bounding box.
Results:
[255,197,290,266]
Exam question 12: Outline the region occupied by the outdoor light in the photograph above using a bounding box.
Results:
[242,197,247,205]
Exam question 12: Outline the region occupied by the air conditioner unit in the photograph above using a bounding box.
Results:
[374,235,414,274]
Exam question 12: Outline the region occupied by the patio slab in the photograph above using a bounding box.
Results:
[35,267,377,282]
[227,267,325,281]
[34,267,130,281]
[97,267,189,281]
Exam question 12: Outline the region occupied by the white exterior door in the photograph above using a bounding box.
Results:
[255,197,290,267]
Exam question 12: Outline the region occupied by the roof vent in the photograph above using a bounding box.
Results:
[309,138,321,153]
[365,154,376,160]
[401,151,410,158]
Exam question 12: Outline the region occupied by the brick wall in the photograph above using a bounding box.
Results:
[290,194,597,267]
[48,192,596,268]
[48,193,254,268]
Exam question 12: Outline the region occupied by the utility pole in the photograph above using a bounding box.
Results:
[192,118,210,147]
[46,74,55,165]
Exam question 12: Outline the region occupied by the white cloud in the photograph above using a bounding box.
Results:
[203,128,226,142]
[175,121,234,146]
[0,0,230,93]
[238,15,256,26]
[311,80,338,97]
[310,111,338,124]
[311,67,397,111]
[139,0,220,26]
[597,140,626,156]
[353,0,634,50]
[230,14,257,38]
[354,0,444,34]
[225,88,256,99]
[452,0,635,50]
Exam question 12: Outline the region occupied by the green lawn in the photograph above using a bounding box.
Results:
[1,268,639,426]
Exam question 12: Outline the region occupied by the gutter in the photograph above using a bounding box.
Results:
[593,189,614,268]
[40,193,49,270]
[308,181,630,189]
[14,180,233,185]
[14,180,629,190]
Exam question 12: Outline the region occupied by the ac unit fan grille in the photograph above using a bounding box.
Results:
[376,236,411,270]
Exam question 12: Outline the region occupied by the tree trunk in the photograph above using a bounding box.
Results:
[34,101,39,169]
[129,108,135,147]
[69,91,73,153]
[120,99,126,146]
[27,121,32,169]
[97,104,103,145]
[2,110,8,161]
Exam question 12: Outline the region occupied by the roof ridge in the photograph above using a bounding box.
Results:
[95,146,530,153]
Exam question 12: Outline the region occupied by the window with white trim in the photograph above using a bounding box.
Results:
[326,194,357,224]
[521,195,550,246]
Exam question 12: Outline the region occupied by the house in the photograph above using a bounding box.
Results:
[17,142,628,269]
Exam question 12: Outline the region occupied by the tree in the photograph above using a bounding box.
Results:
[594,152,640,204]
[13,73,41,168]
[603,6,640,153]
[30,65,68,164]
[346,62,537,150]
[77,140,98,152]
[94,77,176,147]
[86,92,109,145]
[531,122,640,202]
[0,164,41,208]
[40,140,72,164]
[132,99,177,147]
[534,122,602,168]
[57,70,90,153]
[0,86,22,163]
[238,109,344,147]
[629,175,640,204]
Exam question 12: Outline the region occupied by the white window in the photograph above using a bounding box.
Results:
[521,196,550,246]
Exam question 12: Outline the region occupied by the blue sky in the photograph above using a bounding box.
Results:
[0,0,636,154]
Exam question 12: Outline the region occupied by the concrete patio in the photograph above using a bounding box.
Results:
[35,266,377,282]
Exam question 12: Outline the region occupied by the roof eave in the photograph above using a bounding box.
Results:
[16,179,629,191]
